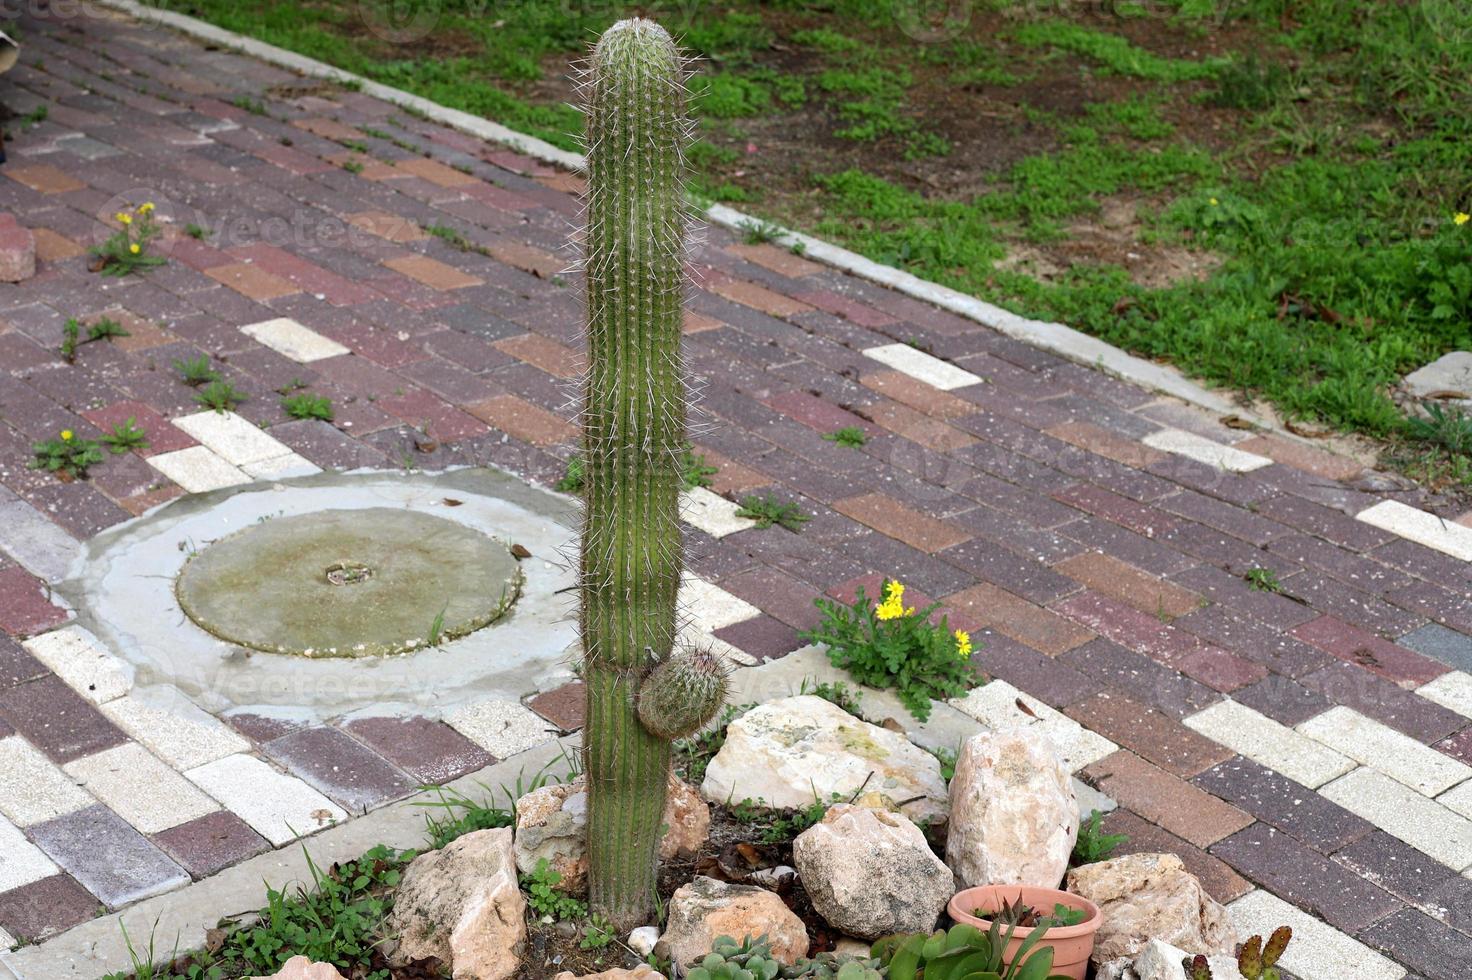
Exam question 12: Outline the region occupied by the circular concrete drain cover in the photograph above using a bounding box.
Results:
[175,508,522,657]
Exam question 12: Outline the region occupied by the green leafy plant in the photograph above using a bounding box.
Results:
[556,454,587,492]
[185,223,210,240]
[688,934,782,980]
[823,426,868,448]
[194,381,247,412]
[735,493,809,531]
[87,317,131,342]
[727,794,836,844]
[60,316,130,361]
[521,858,588,921]
[1071,809,1127,866]
[31,429,104,478]
[799,677,863,716]
[100,417,150,455]
[231,95,267,115]
[739,218,783,244]
[801,579,977,721]
[92,202,165,277]
[871,922,1071,980]
[342,158,364,174]
[173,355,219,387]
[579,913,617,950]
[578,19,727,930]
[984,895,1086,929]
[928,744,958,782]
[219,846,402,978]
[1243,567,1283,594]
[674,701,752,785]
[1405,401,1472,455]
[415,784,515,849]
[59,317,80,362]
[281,392,334,421]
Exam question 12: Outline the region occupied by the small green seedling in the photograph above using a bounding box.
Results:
[1244,567,1282,593]
[174,355,219,387]
[194,381,247,413]
[100,417,149,454]
[824,426,868,448]
[281,392,333,421]
[1072,808,1128,866]
[738,218,783,244]
[735,493,810,531]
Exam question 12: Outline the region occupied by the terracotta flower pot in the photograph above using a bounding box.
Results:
[947,884,1102,980]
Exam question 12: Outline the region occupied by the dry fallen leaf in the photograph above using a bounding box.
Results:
[511,543,532,559]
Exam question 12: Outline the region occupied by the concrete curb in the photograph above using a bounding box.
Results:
[96,0,1258,425]
[0,738,580,979]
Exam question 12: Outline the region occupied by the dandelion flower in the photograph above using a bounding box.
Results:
[117,213,132,226]
[138,202,155,214]
[129,243,141,254]
[875,579,912,621]
[1456,212,1470,226]
[60,429,73,441]
[954,629,972,659]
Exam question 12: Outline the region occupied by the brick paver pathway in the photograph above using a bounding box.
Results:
[0,7,1470,979]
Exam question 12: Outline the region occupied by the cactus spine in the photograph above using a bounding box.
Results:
[580,17,714,929]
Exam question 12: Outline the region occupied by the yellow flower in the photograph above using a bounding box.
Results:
[116,213,132,225]
[1209,197,1219,206]
[1456,212,1470,226]
[138,202,155,214]
[954,629,972,659]
[129,243,141,255]
[60,429,73,441]
[874,579,913,621]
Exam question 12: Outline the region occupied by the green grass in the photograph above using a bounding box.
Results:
[147,0,1472,484]
[735,493,810,532]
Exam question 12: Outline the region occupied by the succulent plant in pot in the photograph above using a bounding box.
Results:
[872,922,1073,980]
[946,885,1102,980]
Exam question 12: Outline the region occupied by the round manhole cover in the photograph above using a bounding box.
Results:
[175,508,522,657]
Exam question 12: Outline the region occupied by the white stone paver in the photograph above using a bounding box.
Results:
[1416,671,1472,719]
[0,736,93,827]
[1320,767,1472,870]
[1228,890,1405,980]
[1440,780,1472,822]
[22,625,132,704]
[0,814,58,892]
[241,451,320,481]
[64,744,218,834]
[680,573,760,631]
[172,411,294,467]
[185,754,346,846]
[862,343,982,391]
[949,680,1116,772]
[1355,500,1472,562]
[147,445,250,492]
[680,487,755,539]
[101,689,250,770]
[1185,700,1354,789]
[1142,428,1273,473]
[239,317,349,362]
[1298,706,1472,797]
[446,699,554,759]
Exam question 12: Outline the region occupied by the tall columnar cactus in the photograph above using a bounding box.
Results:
[580,18,725,928]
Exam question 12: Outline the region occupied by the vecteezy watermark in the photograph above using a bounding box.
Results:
[356,0,442,44]
[893,0,973,43]
[0,0,115,23]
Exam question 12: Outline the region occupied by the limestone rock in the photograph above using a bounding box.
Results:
[249,958,346,980]
[1097,939,1241,980]
[792,804,951,939]
[628,925,660,957]
[514,774,709,892]
[700,696,947,825]
[386,827,526,980]
[1066,853,1238,966]
[554,966,666,980]
[945,728,1077,889]
[662,875,808,967]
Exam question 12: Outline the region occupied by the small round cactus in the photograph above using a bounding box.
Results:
[637,646,729,740]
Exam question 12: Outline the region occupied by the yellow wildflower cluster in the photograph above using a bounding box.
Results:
[954,629,972,659]
[875,580,914,621]
[1456,212,1470,226]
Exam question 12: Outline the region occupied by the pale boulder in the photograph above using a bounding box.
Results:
[554,966,667,980]
[1097,939,1240,980]
[386,827,526,980]
[700,696,947,825]
[248,958,346,980]
[945,728,1077,889]
[662,875,808,967]
[514,774,710,892]
[1066,853,1237,966]
[792,804,952,939]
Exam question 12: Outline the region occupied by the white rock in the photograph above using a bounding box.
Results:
[700,695,947,825]
[628,925,660,957]
[386,827,525,980]
[793,804,952,940]
[1066,853,1238,967]
[945,728,1077,889]
[662,875,808,967]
